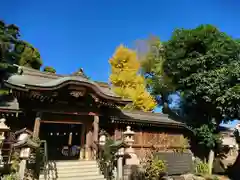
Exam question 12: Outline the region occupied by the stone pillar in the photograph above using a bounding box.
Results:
[33,112,41,137]
[117,156,123,180]
[18,159,27,179]
[116,147,125,180]
[85,123,92,160]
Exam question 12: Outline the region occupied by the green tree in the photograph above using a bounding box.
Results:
[0,20,43,70]
[166,25,240,174]
[15,42,42,69]
[163,24,240,122]
[109,44,157,111]
[0,20,20,95]
[0,20,19,72]
[141,25,240,174]
[43,66,56,73]
[0,20,45,96]
[136,36,176,112]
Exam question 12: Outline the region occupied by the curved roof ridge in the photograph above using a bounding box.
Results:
[122,110,169,117]
[5,66,132,104]
[118,109,184,127]
[17,66,112,89]
[17,65,62,79]
[16,66,118,97]
[34,76,94,87]
[18,65,97,82]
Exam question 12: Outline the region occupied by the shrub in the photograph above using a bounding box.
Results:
[129,165,146,180]
[98,136,117,180]
[174,135,189,153]
[2,173,20,180]
[194,158,209,175]
[204,175,219,180]
[145,159,166,180]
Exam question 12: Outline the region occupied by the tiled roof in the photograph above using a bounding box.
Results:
[111,110,186,127]
[0,96,19,112]
[4,66,130,103]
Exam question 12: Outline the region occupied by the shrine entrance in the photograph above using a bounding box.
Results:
[39,122,83,160]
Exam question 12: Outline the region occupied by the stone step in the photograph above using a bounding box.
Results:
[39,174,105,180]
[39,177,105,180]
[54,160,97,166]
[47,164,99,170]
[40,170,100,177]
[39,161,104,180]
[39,160,105,180]
[56,167,99,174]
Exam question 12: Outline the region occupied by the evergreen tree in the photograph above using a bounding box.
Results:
[140,25,240,174]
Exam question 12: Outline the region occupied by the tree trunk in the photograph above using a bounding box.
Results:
[208,149,214,175]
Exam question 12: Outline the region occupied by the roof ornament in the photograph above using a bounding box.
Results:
[11,64,23,75]
[72,68,89,79]
[17,66,23,75]
[72,68,84,76]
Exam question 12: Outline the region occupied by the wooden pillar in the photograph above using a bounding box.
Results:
[114,126,122,140]
[114,124,117,141]
[79,124,85,160]
[33,112,41,137]
[92,116,99,160]
[85,122,92,160]
[93,116,99,143]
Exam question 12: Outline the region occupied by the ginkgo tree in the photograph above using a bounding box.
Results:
[109,44,156,111]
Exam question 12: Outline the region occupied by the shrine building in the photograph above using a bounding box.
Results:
[0,66,190,161]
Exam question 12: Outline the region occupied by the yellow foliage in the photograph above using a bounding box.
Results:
[109,44,157,111]
[110,44,140,72]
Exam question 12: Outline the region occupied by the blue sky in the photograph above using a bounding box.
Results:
[1,0,239,126]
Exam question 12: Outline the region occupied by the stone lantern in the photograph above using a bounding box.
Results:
[0,118,10,168]
[97,130,108,162]
[99,131,107,147]
[123,126,139,165]
[123,126,134,147]
[0,118,10,142]
[235,124,240,136]
[235,123,240,147]
[13,128,39,180]
[110,140,128,180]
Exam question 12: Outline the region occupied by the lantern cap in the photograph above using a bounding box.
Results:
[123,126,134,135]
[99,129,108,136]
[0,118,10,131]
[110,140,128,149]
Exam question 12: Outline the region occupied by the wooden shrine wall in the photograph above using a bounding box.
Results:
[109,124,190,160]
[133,130,188,160]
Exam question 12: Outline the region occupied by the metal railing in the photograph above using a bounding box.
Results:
[34,140,48,180]
[40,140,48,180]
